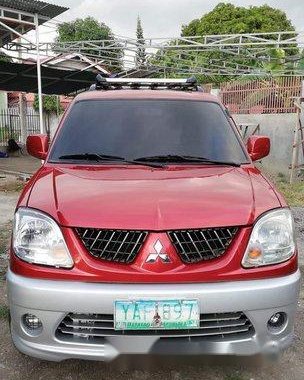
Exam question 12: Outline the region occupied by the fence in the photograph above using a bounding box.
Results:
[220,77,303,114]
[0,107,40,145]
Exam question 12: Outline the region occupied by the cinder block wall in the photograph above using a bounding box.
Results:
[233,113,301,175]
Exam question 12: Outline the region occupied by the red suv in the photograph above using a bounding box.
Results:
[7,77,300,361]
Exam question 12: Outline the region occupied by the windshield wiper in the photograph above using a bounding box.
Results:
[134,154,241,167]
[58,153,165,168]
[58,153,124,161]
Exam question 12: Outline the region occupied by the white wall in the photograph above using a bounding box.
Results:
[48,113,63,139]
[233,113,301,175]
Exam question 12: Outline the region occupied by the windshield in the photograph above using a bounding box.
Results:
[49,99,248,164]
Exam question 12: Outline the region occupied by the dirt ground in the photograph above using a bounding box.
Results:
[0,182,303,380]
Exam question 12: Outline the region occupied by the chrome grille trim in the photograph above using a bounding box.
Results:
[76,228,148,264]
[56,312,254,340]
[168,227,238,263]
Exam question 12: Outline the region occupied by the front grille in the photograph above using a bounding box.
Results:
[56,312,254,342]
[168,227,238,263]
[76,228,148,264]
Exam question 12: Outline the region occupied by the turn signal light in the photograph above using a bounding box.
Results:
[248,247,262,260]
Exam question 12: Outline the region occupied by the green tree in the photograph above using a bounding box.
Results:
[152,3,297,82]
[298,50,304,72]
[135,16,146,67]
[181,3,294,35]
[33,95,62,114]
[56,17,123,72]
[33,95,63,135]
[33,94,63,115]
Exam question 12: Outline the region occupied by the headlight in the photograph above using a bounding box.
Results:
[242,208,296,268]
[13,208,73,268]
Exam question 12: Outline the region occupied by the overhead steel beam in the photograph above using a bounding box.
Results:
[1,30,304,78]
[5,30,302,52]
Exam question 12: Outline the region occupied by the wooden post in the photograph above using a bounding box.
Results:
[290,102,301,184]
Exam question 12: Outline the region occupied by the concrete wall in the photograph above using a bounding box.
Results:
[233,113,300,175]
[48,113,63,139]
[0,91,8,109]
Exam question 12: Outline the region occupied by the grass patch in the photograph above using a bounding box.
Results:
[0,226,10,255]
[0,224,11,280]
[253,168,304,207]
[0,305,9,319]
[265,171,304,207]
[224,375,245,380]
[276,180,304,207]
[0,179,24,193]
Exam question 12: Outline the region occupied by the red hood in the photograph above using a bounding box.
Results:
[26,164,281,230]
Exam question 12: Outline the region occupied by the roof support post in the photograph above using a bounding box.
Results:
[35,13,44,134]
[17,37,26,144]
[19,92,27,144]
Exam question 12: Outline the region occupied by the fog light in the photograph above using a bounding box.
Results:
[268,312,286,331]
[23,314,42,330]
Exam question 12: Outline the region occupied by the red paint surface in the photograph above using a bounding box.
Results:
[11,90,297,283]
[24,165,281,230]
[11,163,297,283]
[10,226,298,283]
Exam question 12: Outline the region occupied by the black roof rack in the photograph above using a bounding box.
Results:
[91,75,201,91]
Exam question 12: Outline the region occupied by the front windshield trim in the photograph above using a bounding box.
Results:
[48,99,250,165]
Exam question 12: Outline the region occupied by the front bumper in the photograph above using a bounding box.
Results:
[7,269,301,362]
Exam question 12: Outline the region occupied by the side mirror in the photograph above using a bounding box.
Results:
[26,134,49,160]
[247,135,270,161]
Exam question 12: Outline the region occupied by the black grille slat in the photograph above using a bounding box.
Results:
[77,226,238,264]
[56,312,254,340]
[76,228,148,264]
[58,325,252,338]
[168,227,238,263]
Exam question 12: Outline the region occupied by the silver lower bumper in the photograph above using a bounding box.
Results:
[7,269,301,362]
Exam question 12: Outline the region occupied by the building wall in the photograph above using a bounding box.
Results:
[49,113,63,138]
[0,91,8,109]
[233,113,300,175]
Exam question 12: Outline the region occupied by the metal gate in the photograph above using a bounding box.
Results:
[0,107,40,145]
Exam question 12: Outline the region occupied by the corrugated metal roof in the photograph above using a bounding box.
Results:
[0,0,68,18]
[0,0,68,46]
[0,61,96,95]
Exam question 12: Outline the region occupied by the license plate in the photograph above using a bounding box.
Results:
[114,299,199,330]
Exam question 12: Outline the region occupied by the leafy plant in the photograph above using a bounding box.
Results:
[33,95,63,115]
[56,17,123,72]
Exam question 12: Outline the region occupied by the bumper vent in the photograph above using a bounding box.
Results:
[56,312,254,341]
[168,227,238,263]
[76,228,148,264]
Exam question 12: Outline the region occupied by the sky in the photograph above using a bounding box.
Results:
[43,0,302,40]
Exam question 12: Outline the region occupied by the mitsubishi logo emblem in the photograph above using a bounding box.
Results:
[146,240,171,263]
